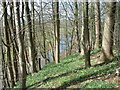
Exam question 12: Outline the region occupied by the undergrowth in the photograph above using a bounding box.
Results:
[14,49,119,88]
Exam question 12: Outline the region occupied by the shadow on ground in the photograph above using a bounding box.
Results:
[27,60,116,88]
[56,66,115,88]
[27,67,84,88]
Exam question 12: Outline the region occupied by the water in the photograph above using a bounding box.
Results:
[39,34,71,68]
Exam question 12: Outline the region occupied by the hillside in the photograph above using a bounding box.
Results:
[14,50,120,88]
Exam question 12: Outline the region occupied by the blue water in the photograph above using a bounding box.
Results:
[60,34,71,53]
[47,34,71,61]
[39,34,71,68]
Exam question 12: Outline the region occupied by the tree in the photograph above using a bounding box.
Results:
[24,2,37,73]
[115,2,120,57]
[82,0,91,68]
[89,3,95,50]
[0,26,4,89]
[101,2,116,62]
[94,0,101,49]
[14,1,27,88]
[81,3,84,55]
[2,1,15,87]
[9,1,19,82]
[54,0,60,64]
[74,0,81,53]
[52,0,56,61]
[31,1,38,66]
[40,0,47,64]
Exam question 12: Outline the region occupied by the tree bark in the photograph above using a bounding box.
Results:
[14,1,26,88]
[81,3,84,55]
[2,1,15,88]
[115,2,120,57]
[101,2,116,62]
[95,0,101,49]
[40,0,47,64]
[54,0,60,64]
[83,1,91,68]
[1,24,10,88]
[24,2,37,73]
[9,1,19,82]
[74,0,81,53]
[52,0,56,61]
[31,1,38,69]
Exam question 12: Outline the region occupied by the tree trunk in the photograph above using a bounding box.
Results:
[89,3,95,50]
[40,0,47,64]
[0,23,4,88]
[101,2,116,62]
[31,1,38,69]
[81,3,84,55]
[52,0,56,61]
[65,3,68,57]
[74,0,81,53]
[14,1,26,88]
[0,24,10,87]
[24,2,37,73]
[2,2,15,88]
[115,2,120,57]
[94,0,101,49]
[54,0,60,64]
[9,2,19,82]
[83,1,91,68]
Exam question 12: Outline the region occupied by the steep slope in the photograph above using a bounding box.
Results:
[14,50,119,88]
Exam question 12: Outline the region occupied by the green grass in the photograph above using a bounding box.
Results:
[14,51,119,88]
[81,80,115,88]
[91,48,101,54]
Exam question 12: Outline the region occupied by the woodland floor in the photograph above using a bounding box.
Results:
[14,49,120,88]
